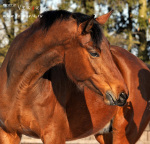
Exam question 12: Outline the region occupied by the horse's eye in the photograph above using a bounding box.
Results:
[89,52,99,57]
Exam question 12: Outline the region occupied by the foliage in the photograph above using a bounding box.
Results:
[0,0,150,65]
[0,0,40,66]
[59,0,94,15]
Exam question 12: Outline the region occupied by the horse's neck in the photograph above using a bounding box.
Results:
[43,64,78,107]
[3,26,64,93]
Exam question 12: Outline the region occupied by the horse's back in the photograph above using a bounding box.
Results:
[110,45,150,143]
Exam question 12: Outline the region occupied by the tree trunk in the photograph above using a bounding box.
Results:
[127,5,133,52]
[82,0,94,15]
[138,0,148,61]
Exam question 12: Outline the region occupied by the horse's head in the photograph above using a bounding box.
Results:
[39,10,128,106]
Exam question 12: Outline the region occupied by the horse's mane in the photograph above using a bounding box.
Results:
[39,10,103,49]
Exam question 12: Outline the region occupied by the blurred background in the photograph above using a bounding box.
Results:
[0,0,150,65]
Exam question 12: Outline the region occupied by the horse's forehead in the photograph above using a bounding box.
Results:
[78,34,91,45]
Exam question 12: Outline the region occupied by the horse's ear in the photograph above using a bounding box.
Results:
[78,15,95,34]
[96,10,113,25]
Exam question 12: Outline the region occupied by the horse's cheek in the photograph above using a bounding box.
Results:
[64,49,93,81]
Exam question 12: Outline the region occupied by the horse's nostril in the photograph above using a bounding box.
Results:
[105,91,128,106]
[117,92,128,106]
[119,92,128,101]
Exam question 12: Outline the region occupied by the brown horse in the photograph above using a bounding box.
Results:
[95,45,150,144]
[0,10,128,143]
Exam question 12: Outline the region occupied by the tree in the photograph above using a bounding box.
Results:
[138,0,149,61]
[96,0,150,62]
[0,0,40,65]
[59,0,94,15]
[1,0,150,64]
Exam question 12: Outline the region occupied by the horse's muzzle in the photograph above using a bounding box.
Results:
[105,91,128,106]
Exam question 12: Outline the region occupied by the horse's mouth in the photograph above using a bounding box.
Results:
[105,92,117,106]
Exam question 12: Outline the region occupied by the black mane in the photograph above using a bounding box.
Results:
[40,10,102,48]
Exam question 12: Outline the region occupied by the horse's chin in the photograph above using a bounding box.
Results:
[104,99,116,106]
[76,82,85,91]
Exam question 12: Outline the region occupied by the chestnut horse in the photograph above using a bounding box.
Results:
[95,45,150,144]
[0,10,128,143]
